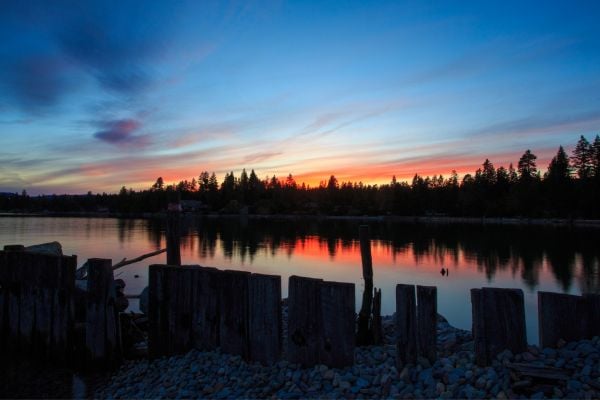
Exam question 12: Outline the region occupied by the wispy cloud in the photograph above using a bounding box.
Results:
[93,119,150,148]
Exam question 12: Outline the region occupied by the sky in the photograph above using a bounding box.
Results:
[1,0,600,194]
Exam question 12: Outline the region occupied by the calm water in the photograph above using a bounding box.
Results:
[1,216,599,344]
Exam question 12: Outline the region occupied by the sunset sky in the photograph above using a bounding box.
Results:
[1,1,600,194]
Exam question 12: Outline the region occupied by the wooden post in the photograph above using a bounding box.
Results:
[538,291,594,348]
[219,270,251,359]
[86,258,121,369]
[417,285,437,364]
[148,264,165,358]
[584,294,600,337]
[319,281,355,368]
[396,284,417,367]
[472,288,526,366]
[174,267,194,354]
[0,250,75,365]
[166,196,181,266]
[372,288,383,345]
[191,266,220,351]
[357,225,374,345]
[249,273,282,365]
[287,276,323,367]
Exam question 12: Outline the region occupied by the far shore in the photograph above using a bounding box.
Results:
[2,211,600,229]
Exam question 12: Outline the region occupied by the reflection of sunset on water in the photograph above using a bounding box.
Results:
[1,216,599,344]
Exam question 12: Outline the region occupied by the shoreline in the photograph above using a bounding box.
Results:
[2,212,600,229]
[94,314,600,399]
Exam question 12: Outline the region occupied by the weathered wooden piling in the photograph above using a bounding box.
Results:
[395,284,418,367]
[148,264,166,358]
[417,285,437,363]
[288,276,356,368]
[357,225,374,345]
[149,264,209,358]
[0,248,76,365]
[538,291,600,348]
[86,258,121,369]
[372,287,383,345]
[471,288,526,366]
[287,276,324,367]
[191,266,220,351]
[219,270,251,359]
[249,273,282,365]
[320,281,355,368]
[173,266,194,354]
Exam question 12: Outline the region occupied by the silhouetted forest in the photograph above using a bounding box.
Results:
[2,135,600,218]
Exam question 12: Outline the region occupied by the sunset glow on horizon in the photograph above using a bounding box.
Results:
[2,1,600,194]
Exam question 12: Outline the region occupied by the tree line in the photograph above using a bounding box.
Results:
[2,135,600,218]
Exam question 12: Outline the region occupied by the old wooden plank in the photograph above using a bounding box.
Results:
[417,285,437,364]
[0,278,4,358]
[5,252,21,360]
[583,293,600,338]
[165,266,180,355]
[507,362,570,381]
[86,258,121,369]
[191,266,220,351]
[471,289,486,366]
[174,267,194,354]
[473,288,527,366]
[0,250,7,359]
[371,288,383,345]
[287,275,323,367]
[148,264,166,358]
[319,280,355,368]
[17,253,36,358]
[249,273,282,365]
[396,284,417,368]
[219,270,251,359]
[49,254,76,364]
[538,291,587,348]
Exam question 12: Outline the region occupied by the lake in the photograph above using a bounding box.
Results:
[1,215,599,344]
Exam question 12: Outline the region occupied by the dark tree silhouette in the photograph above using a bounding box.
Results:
[572,135,593,179]
[517,150,537,181]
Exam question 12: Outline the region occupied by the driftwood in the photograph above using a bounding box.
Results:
[507,362,570,381]
[112,249,166,270]
[76,249,166,279]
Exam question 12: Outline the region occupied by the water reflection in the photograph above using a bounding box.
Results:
[140,217,600,295]
[2,216,599,342]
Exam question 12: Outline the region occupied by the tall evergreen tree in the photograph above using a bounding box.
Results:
[571,135,593,179]
[592,135,600,178]
[517,150,537,181]
[546,146,570,182]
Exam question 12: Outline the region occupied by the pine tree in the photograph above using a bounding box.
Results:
[517,150,537,181]
[546,146,570,182]
[571,135,593,179]
[481,159,496,184]
[592,134,600,178]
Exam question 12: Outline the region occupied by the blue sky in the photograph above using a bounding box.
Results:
[1,0,599,194]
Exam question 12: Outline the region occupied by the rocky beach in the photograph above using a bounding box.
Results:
[95,311,600,399]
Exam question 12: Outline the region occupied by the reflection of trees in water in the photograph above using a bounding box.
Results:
[137,217,600,293]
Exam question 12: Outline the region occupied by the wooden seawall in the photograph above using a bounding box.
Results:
[1,244,599,371]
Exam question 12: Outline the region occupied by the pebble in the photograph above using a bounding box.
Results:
[94,312,600,399]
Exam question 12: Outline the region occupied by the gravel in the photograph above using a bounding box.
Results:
[95,312,600,399]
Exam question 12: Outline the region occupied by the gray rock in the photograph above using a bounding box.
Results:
[25,241,63,256]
